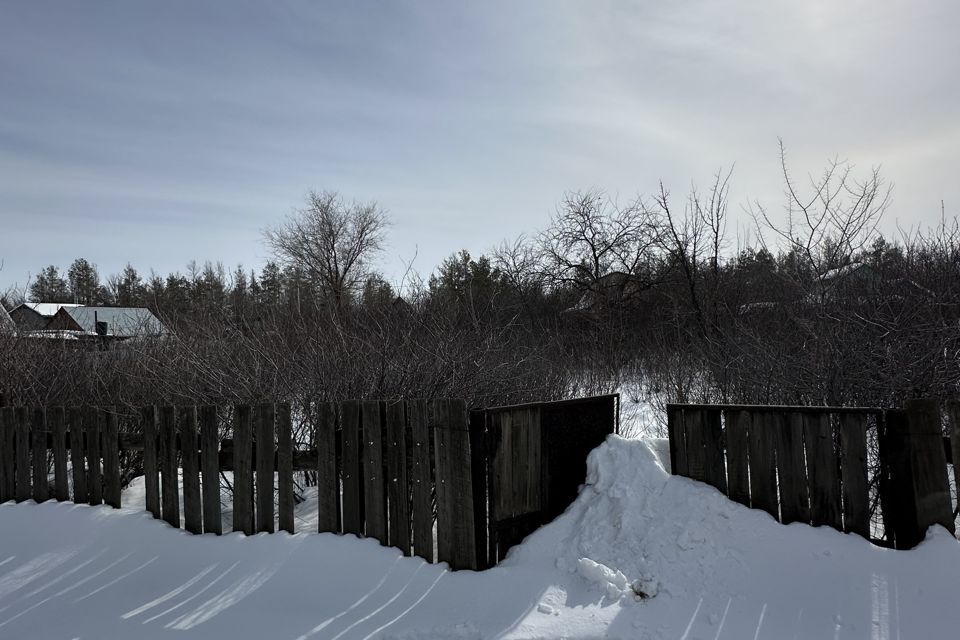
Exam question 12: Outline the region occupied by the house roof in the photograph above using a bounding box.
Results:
[14,302,82,318]
[59,306,167,337]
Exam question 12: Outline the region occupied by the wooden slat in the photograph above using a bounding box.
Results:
[180,406,202,534]
[15,407,30,502]
[255,403,276,534]
[362,400,387,543]
[723,409,750,506]
[683,408,706,483]
[434,399,478,571]
[277,402,294,535]
[950,402,960,530]
[315,401,339,534]
[0,407,15,502]
[838,413,870,538]
[775,412,810,525]
[386,400,410,555]
[102,410,121,509]
[50,407,69,502]
[69,408,87,504]
[85,408,102,506]
[159,406,179,527]
[748,411,779,520]
[233,405,254,535]
[701,409,727,494]
[31,408,48,502]
[468,409,489,570]
[803,413,842,530]
[903,399,954,536]
[340,400,362,536]
[409,399,433,562]
[141,406,160,519]
[200,406,222,535]
[667,406,684,475]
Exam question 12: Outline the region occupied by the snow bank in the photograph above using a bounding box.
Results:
[1,436,958,639]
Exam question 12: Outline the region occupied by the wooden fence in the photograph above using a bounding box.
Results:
[668,399,959,549]
[0,395,619,570]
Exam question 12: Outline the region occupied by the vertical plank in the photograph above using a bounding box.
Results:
[159,406,180,527]
[102,410,121,509]
[0,407,15,502]
[233,404,254,535]
[362,400,387,543]
[255,403,276,534]
[31,408,48,502]
[434,399,478,571]
[775,412,810,525]
[701,409,727,494]
[950,402,960,529]
[803,412,842,530]
[141,406,161,519]
[315,401,339,534]
[200,406,222,535]
[277,402,294,535]
[683,408,707,483]
[69,408,87,504]
[838,413,870,538]
[903,399,954,537]
[15,407,30,502]
[386,400,411,555]
[667,406,685,475]
[50,407,69,502]
[409,399,434,562]
[180,406,202,534]
[724,409,751,507]
[85,407,102,506]
[748,411,779,520]
[468,408,489,570]
[433,400,453,564]
[340,400,363,536]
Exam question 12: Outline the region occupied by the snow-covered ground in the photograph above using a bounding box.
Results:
[1,436,959,639]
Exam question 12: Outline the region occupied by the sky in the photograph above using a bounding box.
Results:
[1,0,958,294]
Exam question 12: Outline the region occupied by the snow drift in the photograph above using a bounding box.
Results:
[0,436,958,639]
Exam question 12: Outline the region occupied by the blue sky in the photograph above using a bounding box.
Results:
[2,0,958,293]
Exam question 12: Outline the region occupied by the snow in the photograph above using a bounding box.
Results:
[2,436,959,639]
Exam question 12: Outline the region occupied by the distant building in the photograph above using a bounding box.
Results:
[8,302,82,332]
[46,306,168,339]
[0,305,14,334]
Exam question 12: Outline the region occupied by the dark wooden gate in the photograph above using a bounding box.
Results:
[481,395,618,563]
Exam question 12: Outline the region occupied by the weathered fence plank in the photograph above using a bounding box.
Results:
[180,406,202,534]
[667,406,686,476]
[142,406,161,519]
[435,399,478,571]
[362,400,387,544]
[723,409,751,507]
[409,399,433,562]
[469,408,489,570]
[233,404,255,535]
[775,412,810,525]
[683,408,707,483]
[85,408,103,506]
[950,402,960,527]
[803,413,842,530]
[386,400,411,555]
[15,408,30,502]
[69,408,87,503]
[701,409,727,494]
[838,413,870,538]
[159,406,179,527]
[31,408,47,502]
[200,406,221,535]
[102,410,121,509]
[748,411,779,520]
[255,403,276,534]
[0,407,15,502]
[315,401,339,534]
[903,400,954,538]
[50,407,69,502]
[341,400,362,536]
[277,402,294,535]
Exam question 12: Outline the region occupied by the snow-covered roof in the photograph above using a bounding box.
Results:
[59,306,167,337]
[16,302,82,318]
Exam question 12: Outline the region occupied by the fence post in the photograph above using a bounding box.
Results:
[50,407,69,502]
[199,406,222,535]
[233,404,254,535]
[31,408,48,503]
[881,399,954,549]
[315,401,339,534]
[85,407,102,506]
[69,408,87,503]
[102,410,121,509]
[141,406,160,519]
[15,407,30,502]
[277,402,294,535]
[0,407,14,502]
[159,406,179,528]
[434,399,478,571]
[180,406,202,534]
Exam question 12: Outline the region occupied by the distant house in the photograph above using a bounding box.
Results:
[8,302,82,332]
[46,306,167,339]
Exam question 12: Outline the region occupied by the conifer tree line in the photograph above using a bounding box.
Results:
[2,152,959,435]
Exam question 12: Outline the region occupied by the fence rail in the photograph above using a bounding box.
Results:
[667,399,958,549]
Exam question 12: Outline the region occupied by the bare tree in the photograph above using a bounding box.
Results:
[265,191,390,309]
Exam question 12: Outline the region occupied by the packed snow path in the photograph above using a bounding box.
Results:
[0,437,958,639]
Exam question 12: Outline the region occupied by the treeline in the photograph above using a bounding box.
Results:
[2,155,959,435]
